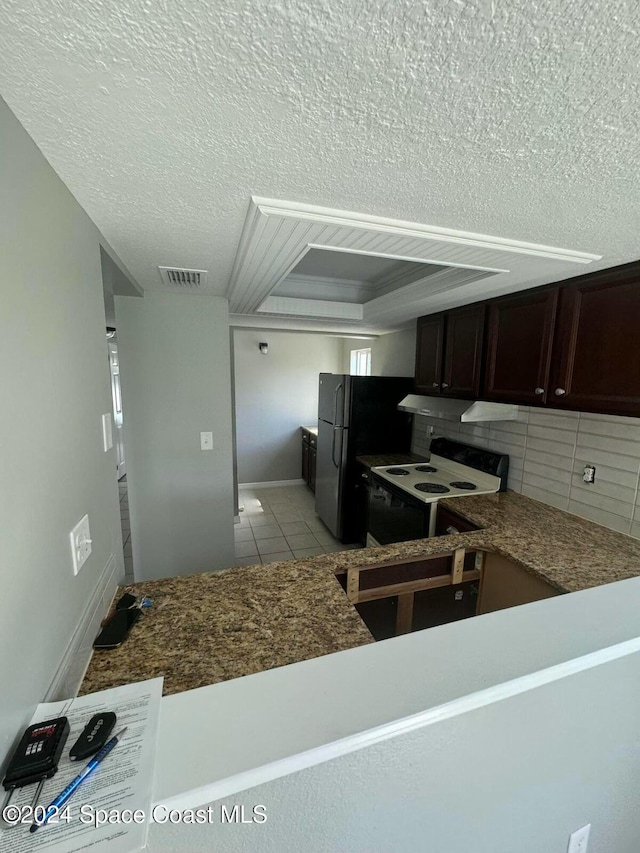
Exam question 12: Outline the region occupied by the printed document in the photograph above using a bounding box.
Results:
[0,677,162,853]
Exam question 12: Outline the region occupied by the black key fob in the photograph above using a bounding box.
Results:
[69,713,116,761]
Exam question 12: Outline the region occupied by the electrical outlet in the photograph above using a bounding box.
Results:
[200,431,213,451]
[567,823,591,853]
[583,465,596,484]
[70,514,92,575]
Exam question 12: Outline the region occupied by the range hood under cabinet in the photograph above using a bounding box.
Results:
[398,394,520,423]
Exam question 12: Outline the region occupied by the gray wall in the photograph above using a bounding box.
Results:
[233,331,342,484]
[341,328,416,377]
[148,647,640,852]
[371,327,416,376]
[0,98,124,756]
[116,292,235,580]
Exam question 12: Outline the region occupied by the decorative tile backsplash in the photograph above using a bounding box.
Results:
[412,407,640,539]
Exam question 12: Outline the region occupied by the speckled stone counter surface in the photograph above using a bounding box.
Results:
[356,452,428,468]
[80,559,373,697]
[323,490,640,594]
[81,491,640,698]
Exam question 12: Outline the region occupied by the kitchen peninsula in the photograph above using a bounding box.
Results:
[81,490,640,697]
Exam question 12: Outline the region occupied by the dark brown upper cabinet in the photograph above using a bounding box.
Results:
[415,304,485,399]
[484,288,558,405]
[550,273,640,415]
[442,304,486,397]
[415,314,445,394]
[417,259,640,417]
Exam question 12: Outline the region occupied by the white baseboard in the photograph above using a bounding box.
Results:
[239,479,306,489]
[45,553,121,701]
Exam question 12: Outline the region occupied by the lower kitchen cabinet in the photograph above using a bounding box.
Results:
[301,428,317,492]
[352,464,371,547]
[435,505,481,536]
[308,445,317,493]
[476,553,559,614]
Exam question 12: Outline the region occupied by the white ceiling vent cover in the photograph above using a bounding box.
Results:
[159,266,208,289]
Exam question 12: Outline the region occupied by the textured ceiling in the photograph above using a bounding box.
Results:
[1,0,639,326]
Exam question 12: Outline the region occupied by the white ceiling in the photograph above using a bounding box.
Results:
[0,1,638,332]
[292,249,425,284]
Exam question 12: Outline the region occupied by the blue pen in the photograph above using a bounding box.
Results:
[29,727,127,833]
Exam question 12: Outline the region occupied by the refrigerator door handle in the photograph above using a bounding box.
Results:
[331,426,342,467]
[333,382,344,427]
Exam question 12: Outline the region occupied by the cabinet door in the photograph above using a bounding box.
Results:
[301,434,310,483]
[442,304,485,398]
[484,288,558,404]
[550,276,640,415]
[435,505,480,536]
[477,553,558,614]
[415,314,445,393]
[309,446,317,492]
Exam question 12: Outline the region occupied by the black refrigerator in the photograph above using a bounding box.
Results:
[315,374,414,542]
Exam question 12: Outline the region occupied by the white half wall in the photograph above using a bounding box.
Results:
[148,646,640,853]
[0,96,125,761]
[233,330,342,483]
[116,292,235,580]
[146,573,640,853]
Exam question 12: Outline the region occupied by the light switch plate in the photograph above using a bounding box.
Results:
[102,413,113,451]
[568,823,591,853]
[200,431,213,451]
[70,514,92,575]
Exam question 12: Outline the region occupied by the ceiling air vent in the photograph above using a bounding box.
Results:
[158,266,208,289]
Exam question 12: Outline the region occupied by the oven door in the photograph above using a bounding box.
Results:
[367,476,431,545]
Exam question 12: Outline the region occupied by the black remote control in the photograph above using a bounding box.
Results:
[69,713,117,761]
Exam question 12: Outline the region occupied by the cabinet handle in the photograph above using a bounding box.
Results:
[432,382,440,389]
[554,388,566,396]
[441,382,449,389]
[534,387,544,395]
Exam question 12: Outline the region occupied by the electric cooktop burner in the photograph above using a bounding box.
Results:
[450,481,477,490]
[415,465,437,473]
[386,467,410,475]
[414,483,450,494]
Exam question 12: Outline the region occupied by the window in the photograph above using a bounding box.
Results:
[350,347,371,376]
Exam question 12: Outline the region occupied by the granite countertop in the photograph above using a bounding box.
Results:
[81,559,374,697]
[301,425,318,435]
[81,490,640,698]
[320,490,640,595]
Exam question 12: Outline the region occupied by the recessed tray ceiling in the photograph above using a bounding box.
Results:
[228,198,601,332]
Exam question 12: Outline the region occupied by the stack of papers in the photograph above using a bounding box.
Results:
[0,678,162,853]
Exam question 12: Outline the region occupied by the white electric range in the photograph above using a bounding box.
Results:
[366,437,509,546]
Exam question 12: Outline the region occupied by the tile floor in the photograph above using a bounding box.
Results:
[235,483,358,566]
[119,475,134,583]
